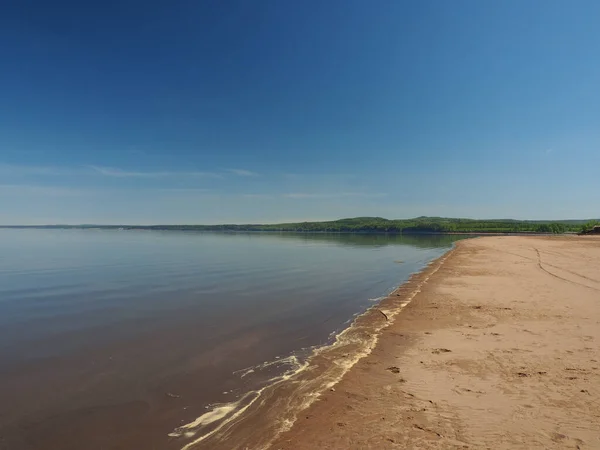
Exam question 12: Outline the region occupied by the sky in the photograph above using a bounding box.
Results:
[1,0,599,224]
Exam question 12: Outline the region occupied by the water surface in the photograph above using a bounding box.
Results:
[0,229,462,449]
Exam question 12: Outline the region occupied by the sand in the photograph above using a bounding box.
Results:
[267,236,600,449]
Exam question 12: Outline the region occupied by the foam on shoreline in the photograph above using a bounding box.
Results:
[169,246,458,450]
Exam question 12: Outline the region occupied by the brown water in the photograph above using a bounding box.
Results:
[0,229,462,449]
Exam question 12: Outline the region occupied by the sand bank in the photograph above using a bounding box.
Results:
[268,236,600,449]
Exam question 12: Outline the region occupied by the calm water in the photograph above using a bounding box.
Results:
[0,229,462,449]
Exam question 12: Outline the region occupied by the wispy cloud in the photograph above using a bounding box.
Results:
[1,163,257,179]
[0,164,77,176]
[283,192,387,199]
[242,193,273,199]
[151,188,218,200]
[0,184,84,196]
[0,184,219,197]
[282,172,356,180]
[87,165,222,178]
[150,188,213,193]
[227,169,259,177]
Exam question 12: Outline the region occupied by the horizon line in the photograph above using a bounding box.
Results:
[0,216,598,228]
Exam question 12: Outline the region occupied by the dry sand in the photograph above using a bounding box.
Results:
[269,236,600,449]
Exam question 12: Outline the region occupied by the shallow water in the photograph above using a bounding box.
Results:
[0,229,463,449]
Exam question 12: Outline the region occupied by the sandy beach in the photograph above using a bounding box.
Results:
[265,236,600,449]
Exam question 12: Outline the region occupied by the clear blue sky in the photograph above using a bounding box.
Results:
[1,0,598,224]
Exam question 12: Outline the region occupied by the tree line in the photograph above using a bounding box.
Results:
[4,217,597,234]
[116,217,593,234]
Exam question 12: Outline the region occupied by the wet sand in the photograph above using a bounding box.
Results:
[264,236,600,449]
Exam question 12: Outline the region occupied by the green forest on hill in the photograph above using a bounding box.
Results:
[114,217,595,233]
[4,217,598,234]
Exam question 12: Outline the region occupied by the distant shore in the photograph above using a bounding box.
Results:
[0,215,595,234]
[0,225,582,236]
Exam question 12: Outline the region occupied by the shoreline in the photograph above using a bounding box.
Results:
[269,235,600,449]
[173,235,600,449]
[170,241,462,449]
[0,231,457,450]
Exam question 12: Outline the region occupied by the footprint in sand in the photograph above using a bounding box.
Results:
[432,348,452,354]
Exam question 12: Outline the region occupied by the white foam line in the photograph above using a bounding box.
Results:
[175,359,312,450]
[259,248,455,448]
[168,404,237,436]
[233,366,255,378]
[172,247,455,450]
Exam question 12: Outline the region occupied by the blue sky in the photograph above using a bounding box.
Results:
[1,0,599,224]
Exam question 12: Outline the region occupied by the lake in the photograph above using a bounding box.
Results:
[0,229,462,449]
